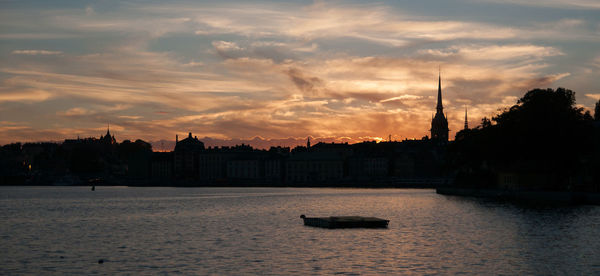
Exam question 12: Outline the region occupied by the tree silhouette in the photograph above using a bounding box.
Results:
[480,117,492,128]
[595,99,600,121]
[450,87,594,190]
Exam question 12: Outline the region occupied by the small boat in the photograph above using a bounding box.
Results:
[300,214,389,229]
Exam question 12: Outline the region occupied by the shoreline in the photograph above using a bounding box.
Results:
[2,183,440,189]
[436,186,600,205]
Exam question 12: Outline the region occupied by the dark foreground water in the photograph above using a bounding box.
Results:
[1,187,599,275]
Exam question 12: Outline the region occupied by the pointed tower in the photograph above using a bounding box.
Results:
[307,137,311,148]
[101,123,116,144]
[436,70,443,112]
[430,70,449,142]
[464,106,469,130]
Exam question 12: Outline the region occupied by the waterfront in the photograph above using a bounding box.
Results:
[1,187,599,274]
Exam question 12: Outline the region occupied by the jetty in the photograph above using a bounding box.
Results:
[300,215,389,229]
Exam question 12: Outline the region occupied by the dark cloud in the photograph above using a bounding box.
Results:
[510,74,568,92]
[448,77,505,104]
[285,68,324,95]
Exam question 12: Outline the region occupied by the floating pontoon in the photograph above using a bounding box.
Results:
[300,214,389,229]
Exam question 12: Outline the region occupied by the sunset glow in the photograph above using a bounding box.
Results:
[1,0,599,149]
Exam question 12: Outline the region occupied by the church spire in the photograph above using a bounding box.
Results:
[437,67,443,112]
[101,123,115,145]
[430,68,449,142]
[464,106,469,130]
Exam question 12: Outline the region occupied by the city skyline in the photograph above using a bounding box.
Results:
[1,0,599,149]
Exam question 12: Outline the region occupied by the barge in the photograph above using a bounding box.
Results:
[300,214,389,229]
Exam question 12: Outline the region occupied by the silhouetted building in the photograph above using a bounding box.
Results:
[265,147,289,184]
[391,152,416,178]
[348,154,389,180]
[118,139,152,180]
[265,158,283,183]
[60,129,121,177]
[1,104,451,187]
[310,142,352,157]
[198,149,231,181]
[431,72,449,142]
[174,132,205,179]
[286,146,346,184]
[22,142,63,177]
[0,143,28,185]
[226,145,266,181]
[227,159,261,179]
[151,151,174,180]
[100,126,116,145]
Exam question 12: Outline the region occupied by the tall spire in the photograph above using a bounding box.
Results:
[431,67,449,142]
[437,67,443,111]
[464,106,469,130]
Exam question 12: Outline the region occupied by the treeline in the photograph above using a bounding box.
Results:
[450,88,600,192]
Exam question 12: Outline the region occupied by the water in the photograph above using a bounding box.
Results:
[1,187,599,275]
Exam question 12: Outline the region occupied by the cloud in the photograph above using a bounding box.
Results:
[182,61,204,67]
[0,88,52,102]
[285,68,324,95]
[509,73,571,90]
[293,43,318,53]
[211,40,311,62]
[380,95,423,103]
[119,115,142,120]
[420,44,563,61]
[0,33,77,39]
[136,2,520,45]
[212,41,244,59]
[59,107,92,117]
[0,122,89,144]
[585,94,600,100]
[591,56,600,68]
[471,0,600,9]
[552,19,585,28]
[11,50,63,55]
[85,5,95,16]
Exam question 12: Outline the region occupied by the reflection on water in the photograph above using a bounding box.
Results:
[1,187,599,274]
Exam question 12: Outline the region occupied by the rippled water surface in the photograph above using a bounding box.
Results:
[1,186,599,274]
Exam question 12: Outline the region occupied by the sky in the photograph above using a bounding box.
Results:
[1,0,599,150]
